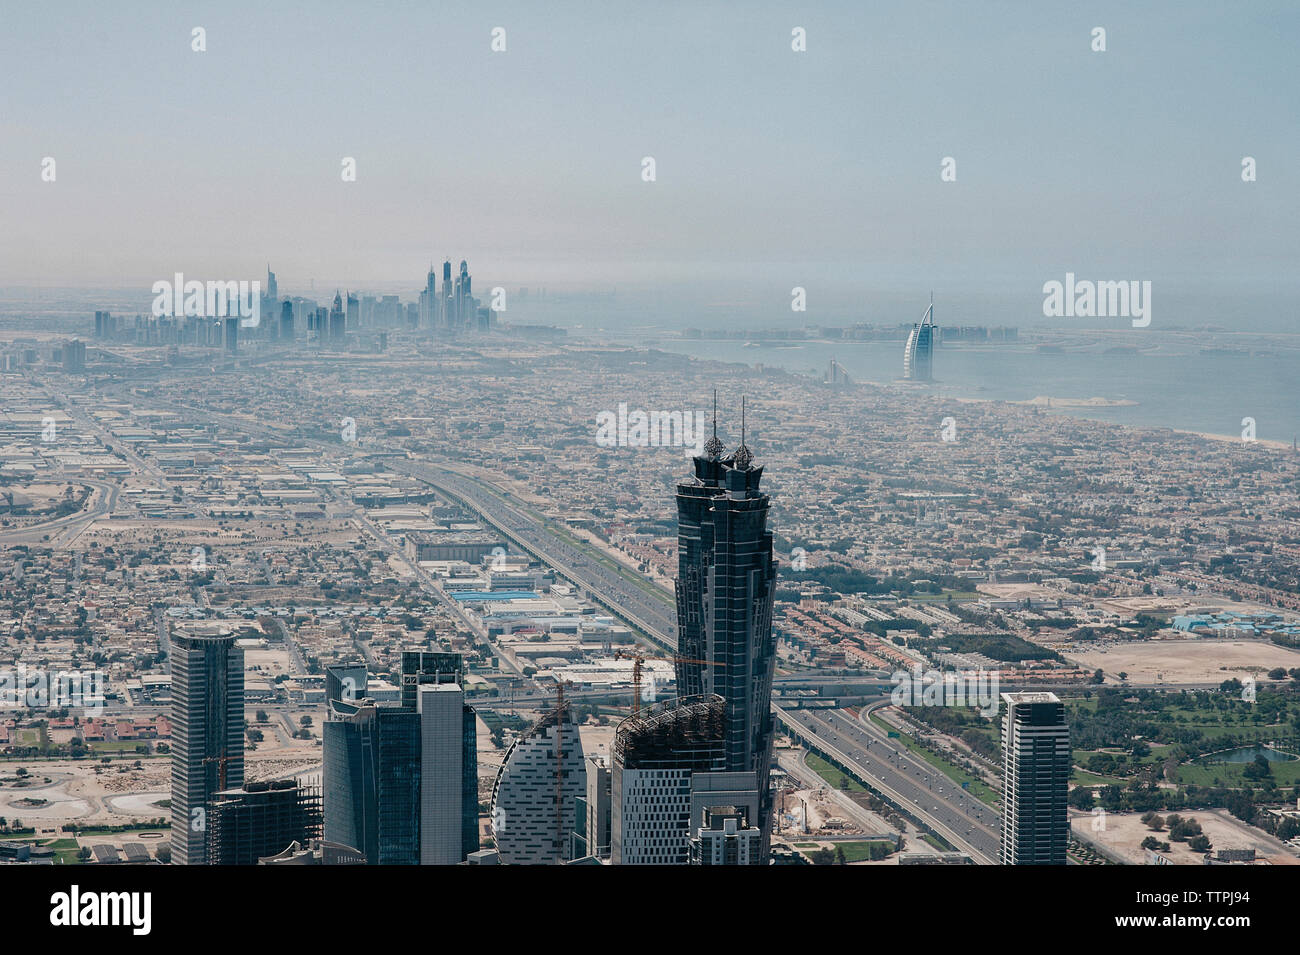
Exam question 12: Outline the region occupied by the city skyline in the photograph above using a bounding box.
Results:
[2,4,1296,933]
[3,3,1298,335]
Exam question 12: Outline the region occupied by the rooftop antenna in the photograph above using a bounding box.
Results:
[741,395,746,447]
[713,388,718,442]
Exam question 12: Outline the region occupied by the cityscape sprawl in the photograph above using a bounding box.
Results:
[2,274,1300,868]
[3,8,1298,901]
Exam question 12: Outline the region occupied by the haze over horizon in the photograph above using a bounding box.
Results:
[3,1,1298,331]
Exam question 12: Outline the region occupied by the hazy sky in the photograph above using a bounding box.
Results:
[3,1,1297,325]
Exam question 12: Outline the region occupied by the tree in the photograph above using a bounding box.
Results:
[1243,754,1272,781]
[1187,834,1212,853]
[835,846,847,865]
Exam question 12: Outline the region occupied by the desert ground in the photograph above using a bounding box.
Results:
[1071,808,1300,865]
[1065,638,1300,685]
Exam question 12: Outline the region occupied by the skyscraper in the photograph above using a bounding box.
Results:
[490,703,584,864]
[419,264,438,328]
[63,338,85,372]
[673,397,779,851]
[279,299,294,342]
[418,684,464,865]
[576,755,611,860]
[323,699,420,865]
[329,292,345,341]
[323,652,477,864]
[401,650,479,856]
[1000,691,1070,865]
[325,662,367,712]
[903,295,936,381]
[690,805,762,865]
[170,626,245,865]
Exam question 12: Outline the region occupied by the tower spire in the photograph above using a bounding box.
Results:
[733,396,753,470]
[704,388,725,458]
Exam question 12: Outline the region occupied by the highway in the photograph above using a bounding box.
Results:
[390,459,680,649]
[0,478,120,547]
[777,704,1000,863]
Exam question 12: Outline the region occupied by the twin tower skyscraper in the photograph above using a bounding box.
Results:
[609,398,780,863]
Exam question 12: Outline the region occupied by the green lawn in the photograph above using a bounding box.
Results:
[1070,768,1129,787]
[907,591,982,603]
[835,840,897,862]
[87,741,152,753]
[805,752,869,793]
[1176,759,1300,787]
[4,836,85,865]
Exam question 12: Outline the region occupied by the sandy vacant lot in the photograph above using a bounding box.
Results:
[0,736,321,832]
[1066,638,1300,685]
[1072,808,1300,865]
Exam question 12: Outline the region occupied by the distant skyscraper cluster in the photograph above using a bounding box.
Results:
[89,260,495,354]
[418,259,494,334]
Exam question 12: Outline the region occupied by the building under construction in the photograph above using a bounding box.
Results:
[208,779,323,865]
[490,700,585,864]
[610,695,729,864]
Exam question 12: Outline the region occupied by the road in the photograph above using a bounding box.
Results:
[777,703,1000,863]
[0,479,120,546]
[390,460,680,648]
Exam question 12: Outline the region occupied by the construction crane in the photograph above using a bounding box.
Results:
[203,753,231,791]
[553,680,573,862]
[614,649,726,717]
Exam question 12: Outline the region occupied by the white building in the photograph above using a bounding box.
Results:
[490,705,585,864]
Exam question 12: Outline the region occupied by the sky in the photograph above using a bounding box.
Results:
[2,1,1298,328]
